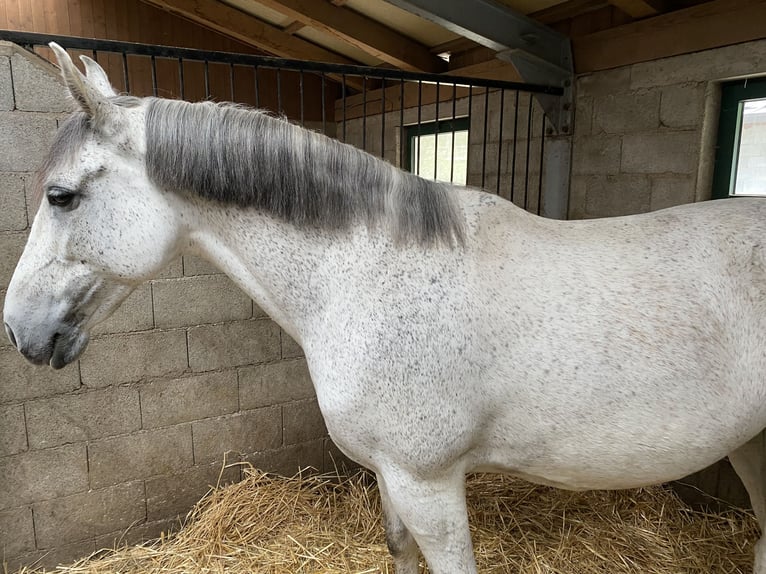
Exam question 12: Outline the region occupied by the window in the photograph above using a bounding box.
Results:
[406,118,470,185]
[712,77,766,198]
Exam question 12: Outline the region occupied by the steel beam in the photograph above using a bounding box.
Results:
[383,0,573,133]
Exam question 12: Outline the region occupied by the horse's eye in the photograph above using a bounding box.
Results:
[46,189,80,210]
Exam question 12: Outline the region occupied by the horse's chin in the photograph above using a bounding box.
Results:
[49,328,90,369]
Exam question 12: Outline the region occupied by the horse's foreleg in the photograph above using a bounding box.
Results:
[729,429,766,574]
[378,474,419,574]
[380,468,477,574]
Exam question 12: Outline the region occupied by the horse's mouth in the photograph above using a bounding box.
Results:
[48,327,90,369]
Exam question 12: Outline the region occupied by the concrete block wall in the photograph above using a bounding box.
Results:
[570,38,766,219]
[0,43,340,570]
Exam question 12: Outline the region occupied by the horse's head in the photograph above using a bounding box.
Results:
[3,44,183,368]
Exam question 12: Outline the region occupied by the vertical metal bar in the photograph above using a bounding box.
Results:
[91,49,97,61]
[496,89,505,196]
[320,73,326,134]
[481,87,490,189]
[341,74,347,142]
[229,63,235,101]
[524,93,533,211]
[204,61,210,99]
[253,66,260,107]
[416,80,422,176]
[467,85,473,182]
[150,55,157,97]
[510,90,519,204]
[399,79,405,169]
[538,113,546,216]
[381,78,386,161]
[276,69,282,114]
[450,82,457,183]
[434,81,440,181]
[362,76,367,151]
[299,70,305,126]
[177,57,185,100]
[122,52,130,93]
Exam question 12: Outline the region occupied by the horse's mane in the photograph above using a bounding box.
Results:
[144,98,466,246]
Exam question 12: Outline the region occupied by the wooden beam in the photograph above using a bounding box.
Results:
[574,0,766,73]
[607,0,663,18]
[251,0,447,73]
[429,37,480,55]
[282,20,306,35]
[530,0,610,24]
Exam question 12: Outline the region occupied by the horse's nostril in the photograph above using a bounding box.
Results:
[4,322,17,349]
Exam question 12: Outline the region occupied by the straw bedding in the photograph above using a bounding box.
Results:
[19,465,760,574]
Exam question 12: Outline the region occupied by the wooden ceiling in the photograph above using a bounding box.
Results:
[140,0,766,79]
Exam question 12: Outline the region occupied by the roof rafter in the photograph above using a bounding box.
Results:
[250,0,447,73]
[607,0,666,18]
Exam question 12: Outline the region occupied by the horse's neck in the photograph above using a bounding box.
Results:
[185,200,339,345]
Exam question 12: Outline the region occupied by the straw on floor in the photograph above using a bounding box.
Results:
[18,465,761,574]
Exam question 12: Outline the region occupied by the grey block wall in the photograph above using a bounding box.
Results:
[0,42,342,570]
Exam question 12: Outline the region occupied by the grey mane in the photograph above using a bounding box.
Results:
[144,98,466,246]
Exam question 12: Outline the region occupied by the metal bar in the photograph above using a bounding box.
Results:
[150,55,157,97]
[481,87,489,189]
[253,65,260,107]
[0,30,563,96]
[524,93,533,210]
[204,61,210,99]
[496,89,505,195]
[381,78,386,161]
[511,90,519,204]
[416,80,423,176]
[276,68,282,114]
[229,63,235,101]
[362,76,367,151]
[538,113,546,215]
[320,73,326,134]
[399,78,405,169]
[342,74,347,143]
[467,85,473,182]
[91,49,97,61]
[450,82,457,183]
[122,52,130,93]
[178,57,185,100]
[434,81,439,181]
[299,69,305,126]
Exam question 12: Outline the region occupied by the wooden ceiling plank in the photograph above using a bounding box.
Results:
[282,20,306,35]
[530,0,610,24]
[607,0,663,18]
[574,0,766,73]
[252,0,447,73]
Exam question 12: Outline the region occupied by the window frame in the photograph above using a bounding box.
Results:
[404,117,471,181]
[712,76,766,199]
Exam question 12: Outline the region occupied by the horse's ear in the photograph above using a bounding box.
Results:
[79,55,117,98]
[49,42,112,119]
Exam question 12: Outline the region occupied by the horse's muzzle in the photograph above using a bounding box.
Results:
[4,320,89,369]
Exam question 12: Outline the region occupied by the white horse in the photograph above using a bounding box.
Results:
[5,44,766,573]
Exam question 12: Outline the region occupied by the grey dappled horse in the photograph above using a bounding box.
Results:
[5,44,766,573]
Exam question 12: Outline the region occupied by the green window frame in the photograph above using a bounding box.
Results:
[405,117,470,184]
[712,77,766,199]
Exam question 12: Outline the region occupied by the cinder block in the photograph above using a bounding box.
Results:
[283,399,327,446]
[5,538,95,572]
[140,371,239,428]
[659,83,706,130]
[239,358,314,409]
[246,439,324,476]
[650,174,696,211]
[0,444,88,509]
[621,130,699,175]
[593,90,660,134]
[0,112,58,172]
[34,481,145,548]
[145,462,240,521]
[571,134,621,176]
[157,257,183,279]
[152,275,252,328]
[79,330,188,388]
[0,56,13,110]
[88,425,194,488]
[0,346,81,403]
[0,506,35,556]
[281,330,304,359]
[26,387,140,449]
[0,403,27,456]
[92,284,154,335]
[94,516,181,551]
[187,319,281,372]
[582,174,652,218]
[0,173,28,231]
[577,67,632,98]
[0,231,28,289]
[574,96,593,137]
[182,254,221,276]
[192,408,282,464]
[11,52,69,113]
